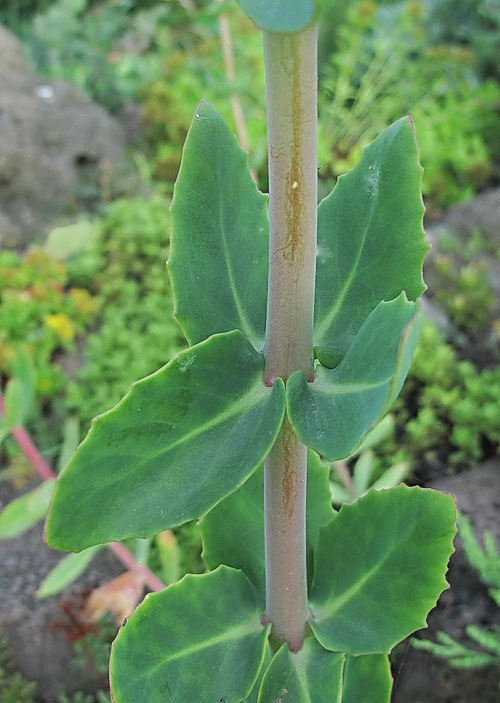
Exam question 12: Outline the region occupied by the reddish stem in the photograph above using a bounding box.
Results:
[0,391,164,592]
[108,542,165,592]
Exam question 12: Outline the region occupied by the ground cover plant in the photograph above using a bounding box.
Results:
[64,196,186,427]
[412,514,500,669]
[317,0,499,208]
[385,321,500,473]
[43,3,457,701]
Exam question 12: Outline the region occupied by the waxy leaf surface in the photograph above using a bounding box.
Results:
[238,0,315,33]
[111,566,269,703]
[310,486,456,654]
[287,295,421,461]
[46,331,285,551]
[258,638,343,703]
[341,654,392,703]
[314,118,427,357]
[200,450,334,594]
[169,101,268,349]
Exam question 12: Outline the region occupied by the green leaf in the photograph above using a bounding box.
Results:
[169,101,268,349]
[155,531,180,586]
[341,654,392,703]
[371,462,410,491]
[110,566,269,703]
[0,480,55,538]
[4,377,31,429]
[352,414,395,456]
[0,424,9,446]
[238,0,316,34]
[46,331,285,551]
[37,546,102,598]
[200,450,334,594]
[45,220,98,260]
[9,349,36,423]
[351,451,375,496]
[245,643,272,703]
[257,638,343,703]
[314,118,427,356]
[309,486,456,655]
[287,295,421,460]
[57,416,80,472]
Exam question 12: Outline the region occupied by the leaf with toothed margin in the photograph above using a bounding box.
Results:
[309,486,456,655]
[110,566,270,703]
[169,101,268,350]
[45,331,285,552]
[314,117,428,362]
[257,638,344,703]
[342,654,393,703]
[200,449,335,596]
[287,294,422,461]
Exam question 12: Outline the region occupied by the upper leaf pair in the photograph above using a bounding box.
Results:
[169,101,427,360]
[170,101,427,460]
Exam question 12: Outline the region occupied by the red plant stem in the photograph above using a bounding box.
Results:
[107,542,165,592]
[0,391,164,593]
[12,429,55,479]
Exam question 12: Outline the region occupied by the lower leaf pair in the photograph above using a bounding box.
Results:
[111,484,455,702]
[110,567,389,703]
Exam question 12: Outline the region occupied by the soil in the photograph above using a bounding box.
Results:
[0,480,122,701]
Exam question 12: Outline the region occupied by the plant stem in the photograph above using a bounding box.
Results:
[264,26,317,385]
[263,26,317,651]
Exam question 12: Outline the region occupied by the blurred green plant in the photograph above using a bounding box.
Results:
[328,415,411,505]
[395,321,500,468]
[0,631,36,703]
[423,0,500,80]
[141,3,267,188]
[58,693,110,703]
[318,0,498,207]
[0,248,99,403]
[0,248,98,464]
[0,0,57,31]
[412,513,500,668]
[66,196,185,428]
[428,228,499,343]
[25,0,171,112]
[70,613,117,680]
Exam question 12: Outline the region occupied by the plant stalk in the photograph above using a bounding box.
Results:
[263,26,318,651]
